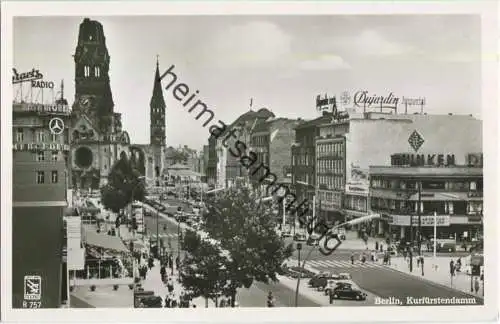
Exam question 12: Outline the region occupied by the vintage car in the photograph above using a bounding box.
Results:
[329,283,367,301]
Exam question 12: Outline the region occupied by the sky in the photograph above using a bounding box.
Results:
[13,15,481,149]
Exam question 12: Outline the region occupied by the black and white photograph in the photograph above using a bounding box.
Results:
[1,1,498,323]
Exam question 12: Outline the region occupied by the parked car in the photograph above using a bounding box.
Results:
[308,272,335,289]
[306,236,319,246]
[140,295,163,308]
[323,273,356,295]
[436,242,457,253]
[281,230,292,238]
[282,265,316,278]
[294,233,307,242]
[329,283,367,301]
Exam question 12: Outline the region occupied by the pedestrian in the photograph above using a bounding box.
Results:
[350,252,355,265]
[474,277,480,294]
[160,264,166,283]
[380,243,383,253]
[175,255,180,270]
[167,278,174,294]
[164,295,171,308]
[169,256,174,274]
[420,256,425,276]
[416,256,421,268]
[375,241,379,251]
[148,257,154,270]
[450,260,455,277]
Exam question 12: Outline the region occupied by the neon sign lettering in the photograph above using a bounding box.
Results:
[12,68,43,84]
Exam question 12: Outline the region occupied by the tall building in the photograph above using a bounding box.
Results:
[291,113,333,205]
[70,18,130,189]
[206,136,218,186]
[12,78,71,308]
[149,59,167,186]
[214,108,274,188]
[249,117,300,191]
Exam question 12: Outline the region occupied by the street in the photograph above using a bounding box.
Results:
[287,250,483,306]
[142,198,483,307]
[142,200,325,307]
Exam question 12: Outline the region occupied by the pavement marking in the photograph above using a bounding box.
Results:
[291,258,386,270]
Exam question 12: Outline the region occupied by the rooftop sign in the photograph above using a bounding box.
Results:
[12,68,43,84]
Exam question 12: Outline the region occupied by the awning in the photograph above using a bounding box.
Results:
[82,228,129,253]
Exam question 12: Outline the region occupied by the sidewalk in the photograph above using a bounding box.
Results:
[139,259,216,308]
[388,256,484,298]
[335,231,381,251]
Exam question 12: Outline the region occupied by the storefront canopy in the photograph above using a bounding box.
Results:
[82,228,129,253]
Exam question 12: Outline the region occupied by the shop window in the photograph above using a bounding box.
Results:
[422,180,445,190]
[469,181,477,191]
[467,202,483,214]
[36,171,45,184]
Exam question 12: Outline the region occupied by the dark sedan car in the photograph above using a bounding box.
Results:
[329,283,367,301]
[308,272,333,289]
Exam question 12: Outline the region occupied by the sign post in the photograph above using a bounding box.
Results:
[433,211,437,258]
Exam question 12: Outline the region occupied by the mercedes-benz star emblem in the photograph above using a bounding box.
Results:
[49,117,65,135]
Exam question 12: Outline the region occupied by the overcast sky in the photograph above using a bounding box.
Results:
[13,15,481,149]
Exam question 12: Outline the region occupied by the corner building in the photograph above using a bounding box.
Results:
[12,98,71,308]
[315,111,482,230]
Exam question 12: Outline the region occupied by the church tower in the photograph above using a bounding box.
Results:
[72,18,114,133]
[71,18,130,189]
[150,58,167,186]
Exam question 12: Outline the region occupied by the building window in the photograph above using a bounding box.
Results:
[36,171,45,184]
[37,151,45,161]
[52,151,58,161]
[470,181,477,191]
[51,171,58,183]
[16,128,24,142]
[36,130,46,142]
[95,66,100,77]
[84,66,90,77]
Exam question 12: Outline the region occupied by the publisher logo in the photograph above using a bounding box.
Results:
[24,275,42,300]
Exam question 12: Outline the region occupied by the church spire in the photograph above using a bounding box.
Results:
[150,55,166,109]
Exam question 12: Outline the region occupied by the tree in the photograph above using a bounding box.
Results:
[100,151,146,213]
[179,230,230,307]
[201,186,294,306]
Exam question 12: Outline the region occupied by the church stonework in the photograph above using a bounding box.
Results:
[70,18,130,189]
[70,18,166,190]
